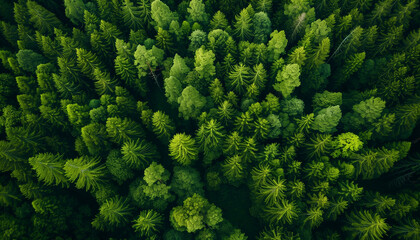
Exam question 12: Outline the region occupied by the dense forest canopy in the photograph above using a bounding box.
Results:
[0,0,419,239]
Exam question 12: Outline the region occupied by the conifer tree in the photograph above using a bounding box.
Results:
[133,209,164,236]
[344,210,390,240]
[234,8,253,41]
[169,133,198,166]
[64,156,106,191]
[121,139,158,169]
[28,153,68,187]
[152,111,175,141]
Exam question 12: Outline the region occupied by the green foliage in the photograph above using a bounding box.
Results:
[133,209,164,236]
[64,156,106,191]
[27,1,62,34]
[170,166,204,202]
[106,150,134,183]
[177,85,207,120]
[16,50,46,73]
[121,139,158,169]
[353,97,386,123]
[331,132,363,158]
[98,196,132,227]
[187,0,209,25]
[267,30,288,62]
[151,0,178,30]
[344,210,390,240]
[152,111,175,140]
[253,12,272,43]
[170,193,223,233]
[351,147,400,179]
[169,133,198,166]
[263,199,299,224]
[106,117,144,144]
[312,106,342,133]
[234,8,253,41]
[273,64,301,98]
[0,0,419,239]
[28,153,68,187]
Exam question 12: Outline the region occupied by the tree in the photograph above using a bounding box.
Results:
[134,44,165,78]
[64,156,106,191]
[258,177,287,205]
[156,27,174,53]
[106,150,134,183]
[194,47,216,81]
[76,48,104,77]
[177,86,207,120]
[221,155,245,185]
[196,119,225,156]
[392,219,420,240]
[189,30,207,52]
[210,79,226,105]
[170,166,204,201]
[273,64,301,98]
[97,196,132,227]
[28,153,68,187]
[312,91,342,112]
[267,30,288,62]
[16,50,47,73]
[264,199,299,224]
[164,76,183,105]
[344,210,390,240]
[170,54,190,81]
[152,111,175,140]
[150,0,178,30]
[312,106,342,133]
[169,193,223,233]
[228,63,252,95]
[115,55,147,96]
[353,97,386,123]
[106,117,144,144]
[121,0,143,30]
[27,1,62,34]
[187,0,209,25]
[253,12,271,43]
[169,133,198,166]
[332,132,363,158]
[210,11,229,31]
[351,147,400,179]
[234,8,253,41]
[121,139,158,169]
[133,209,163,237]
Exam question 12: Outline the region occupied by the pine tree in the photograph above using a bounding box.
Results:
[264,199,299,224]
[121,139,158,169]
[27,1,62,34]
[152,111,175,140]
[133,209,164,236]
[98,196,132,227]
[228,63,252,95]
[288,46,307,67]
[106,117,144,144]
[121,0,143,30]
[169,133,198,166]
[76,48,104,77]
[28,153,69,187]
[307,37,330,69]
[344,210,390,240]
[64,156,106,191]
[221,155,245,185]
[234,8,253,41]
[156,28,174,53]
[210,11,229,31]
[392,219,420,240]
